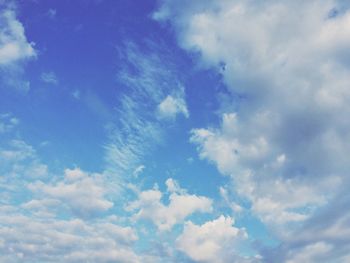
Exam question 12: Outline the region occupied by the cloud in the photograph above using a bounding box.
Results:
[176,215,249,263]
[0,209,140,263]
[0,6,36,91]
[0,8,36,65]
[40,71,58,85]
[126,178,213,231]
[190,114,340,227]
[0,113,19,133]
[157,88,189,120]
[28,168,113,218]
[262,190,350,262]
[0,133,140,262]
[47,8,57,19]
[104,42,186,182]
[133,165,145,178]
[155,0,350,259]
[0,139,48,193]
[71,89,80,99]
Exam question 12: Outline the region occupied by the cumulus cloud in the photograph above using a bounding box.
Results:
[157,88,189,120]
[0,132,141,262]
[126,178,213,231]
[0,139,48,190]
[0,8,36,65]
[0,6,36,91]
[191,114,340,227]
[28,168,113,218]
[0,210,139,263]
[176,215,248,263]
[155,0,350,260]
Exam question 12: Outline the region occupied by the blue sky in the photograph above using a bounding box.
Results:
[1,0,350,262]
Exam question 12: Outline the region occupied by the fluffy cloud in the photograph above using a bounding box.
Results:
[0,132,141,262]
[191,114,340,227]
[28,168,113,218]
[0,8,36,65]
[176,215,248,263]
[157,88,189,120]
[126,178,213,231]
[0,6,36,91]
[155,0,350,260]
[0,139,48,200]
[0,209,139,263]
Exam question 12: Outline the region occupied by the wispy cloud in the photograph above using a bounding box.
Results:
[104,42,186,183]
[40,71,58,85]
[46,8,56,19]
[0,113,19,134]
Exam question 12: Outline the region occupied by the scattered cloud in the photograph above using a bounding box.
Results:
[0,6,37,91]
[0,139,48,183]
[40,71,58,85]
[157,88,189,120]
[176,215,248,263]
[0,113,19,133]
[0,8,36,65]
[133,165,145,178]
[156,0,350,260]
[126,178,213,231]
[0,209,140,263]
[104,42,185,183]
[190,114,339,227]
[28,168,113,218]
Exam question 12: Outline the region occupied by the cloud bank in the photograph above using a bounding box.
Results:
[156,0,350,260]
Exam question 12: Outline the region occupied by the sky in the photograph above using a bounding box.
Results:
[1,0,350,262]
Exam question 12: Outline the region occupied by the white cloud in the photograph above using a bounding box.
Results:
[126,178,212,231]
[40,71,58,85]
[156,0,350,259]
[190,114,340,227]
[105,42,186,183]
[0,6,36,91]
[0,8,36,65]
[262,192,350,262]
[133,165,145,178]
[157,90,189,120]
[28,168,113,218]
[0,139,48,183]
[285,242,333,263]
[176,215,248,263]
[0,210,140,263]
